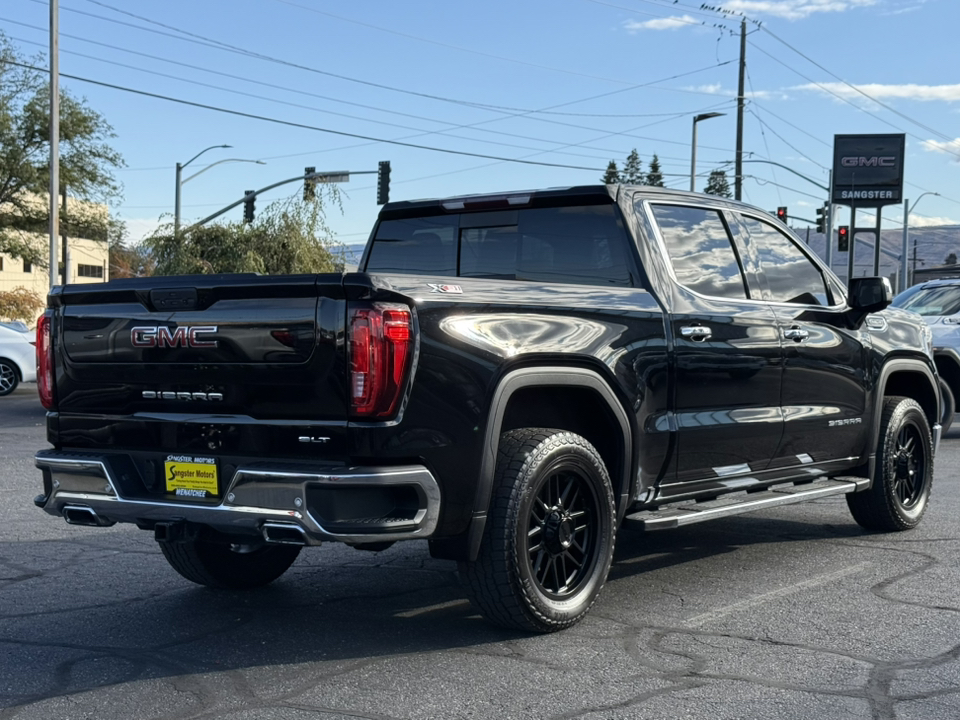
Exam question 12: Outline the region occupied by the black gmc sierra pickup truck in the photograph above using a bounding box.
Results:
[34,185,941,633]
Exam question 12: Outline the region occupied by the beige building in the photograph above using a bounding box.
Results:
[0,194,109,297]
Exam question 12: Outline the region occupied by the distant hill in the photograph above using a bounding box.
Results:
[791,224,960,286]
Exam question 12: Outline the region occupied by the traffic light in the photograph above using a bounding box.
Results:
[837,225,849,252]
[776,206,788,223]
[816,203,829,234]
[377,161,391,205]
[304,166,316,202]
[243,190,255,223]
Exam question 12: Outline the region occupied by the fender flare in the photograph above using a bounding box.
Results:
[933,347,960,398]
[465,366,633,561]
[866,358,941,479]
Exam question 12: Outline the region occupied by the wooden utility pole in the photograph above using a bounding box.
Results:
[735,18,746,201]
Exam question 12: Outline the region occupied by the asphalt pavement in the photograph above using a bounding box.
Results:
[1,385,959,719]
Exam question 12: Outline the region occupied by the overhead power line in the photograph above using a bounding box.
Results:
[758,24,959,146]
[21,0,742,157]
[59,0,731,120]
[6,31,630,163]
[746,41,960,163]
[264,0,654,86]
[613,0,960,162]
[4,17,739,159]
[0,58,610,172]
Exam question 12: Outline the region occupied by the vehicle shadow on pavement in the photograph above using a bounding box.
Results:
[0,488,940,712]
[608,509,868,582]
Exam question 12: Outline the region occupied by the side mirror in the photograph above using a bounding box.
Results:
[849,276,893,314]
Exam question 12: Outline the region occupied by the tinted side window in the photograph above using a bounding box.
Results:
[367,205,633,286]
[740,215,828,305]
[461,205,633,286]
[366,216,458,275]
[650,204,747,299]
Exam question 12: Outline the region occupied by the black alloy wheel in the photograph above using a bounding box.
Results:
[525,465,601,600]
[847,396,933,532]
[459,428,617,633]
[891,420,926,510]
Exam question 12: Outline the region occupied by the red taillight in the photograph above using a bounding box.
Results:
[37,312,55,409]
[349,304,413,418]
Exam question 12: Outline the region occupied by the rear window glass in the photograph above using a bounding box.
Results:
[364,216,458,275]
[366,204,634,287]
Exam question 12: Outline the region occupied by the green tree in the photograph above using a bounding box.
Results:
[146,190,345,276]
[644,154,664,187]
[622,149,643,184]
[601,160,620,185]
[0,286,45,324]
[703,169,732,198]
[0,33,124,264]
[946,252,957,266]
[107,218,156,279]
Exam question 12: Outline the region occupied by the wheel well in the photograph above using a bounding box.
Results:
[500,385,628,504]
[883,369,938,428]
[934,354,960,399]
[0,357,22,380]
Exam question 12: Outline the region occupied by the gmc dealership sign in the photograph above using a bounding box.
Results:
[832,134,905,206]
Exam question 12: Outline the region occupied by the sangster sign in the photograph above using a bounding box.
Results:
[832,134,905,207]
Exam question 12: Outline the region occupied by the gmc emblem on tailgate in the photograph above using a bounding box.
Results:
[131,325,219,348]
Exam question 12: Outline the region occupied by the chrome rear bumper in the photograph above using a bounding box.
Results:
[35,450,440,545]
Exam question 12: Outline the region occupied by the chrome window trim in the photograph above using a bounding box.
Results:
[639,197,848,311]
[641,200,753,304]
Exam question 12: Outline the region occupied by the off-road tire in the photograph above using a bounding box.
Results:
[847,396,933,532]
[0,359,19,396]
[458,428,617,633]
[160,538,301,589]
[938,378,954,435]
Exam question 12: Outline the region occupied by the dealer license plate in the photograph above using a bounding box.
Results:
[164,455,219,499]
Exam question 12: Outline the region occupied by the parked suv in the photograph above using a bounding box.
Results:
[894,277,960,432]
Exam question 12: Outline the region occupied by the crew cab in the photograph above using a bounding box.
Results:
[35,185,941,632]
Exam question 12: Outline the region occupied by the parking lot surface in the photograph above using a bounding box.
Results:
[2,384,959,719]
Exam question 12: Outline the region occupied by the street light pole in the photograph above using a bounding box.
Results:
[690,112,725,192]
[174,144,231,237]
[181,158,266,186]
[902,192,940,291]
[48,0,59,290]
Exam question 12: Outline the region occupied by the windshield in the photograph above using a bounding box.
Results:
[898,285,960,316]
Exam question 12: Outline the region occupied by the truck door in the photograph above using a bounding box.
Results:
[646,203,783,494]
[732,212,870,471]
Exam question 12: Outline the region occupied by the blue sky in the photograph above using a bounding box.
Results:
[3,0,959,255]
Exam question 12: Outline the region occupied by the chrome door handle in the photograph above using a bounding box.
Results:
[680,325,712,341]
[783,326,809,341]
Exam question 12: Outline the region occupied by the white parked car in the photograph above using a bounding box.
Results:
[0,323,37,395]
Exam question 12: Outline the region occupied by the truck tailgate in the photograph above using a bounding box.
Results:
[52,274,347,421]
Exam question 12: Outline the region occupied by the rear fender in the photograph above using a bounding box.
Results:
[465,366,633,561]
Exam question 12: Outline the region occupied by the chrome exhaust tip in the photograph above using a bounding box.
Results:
[62,505,115,527]
[261,522,308,545]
